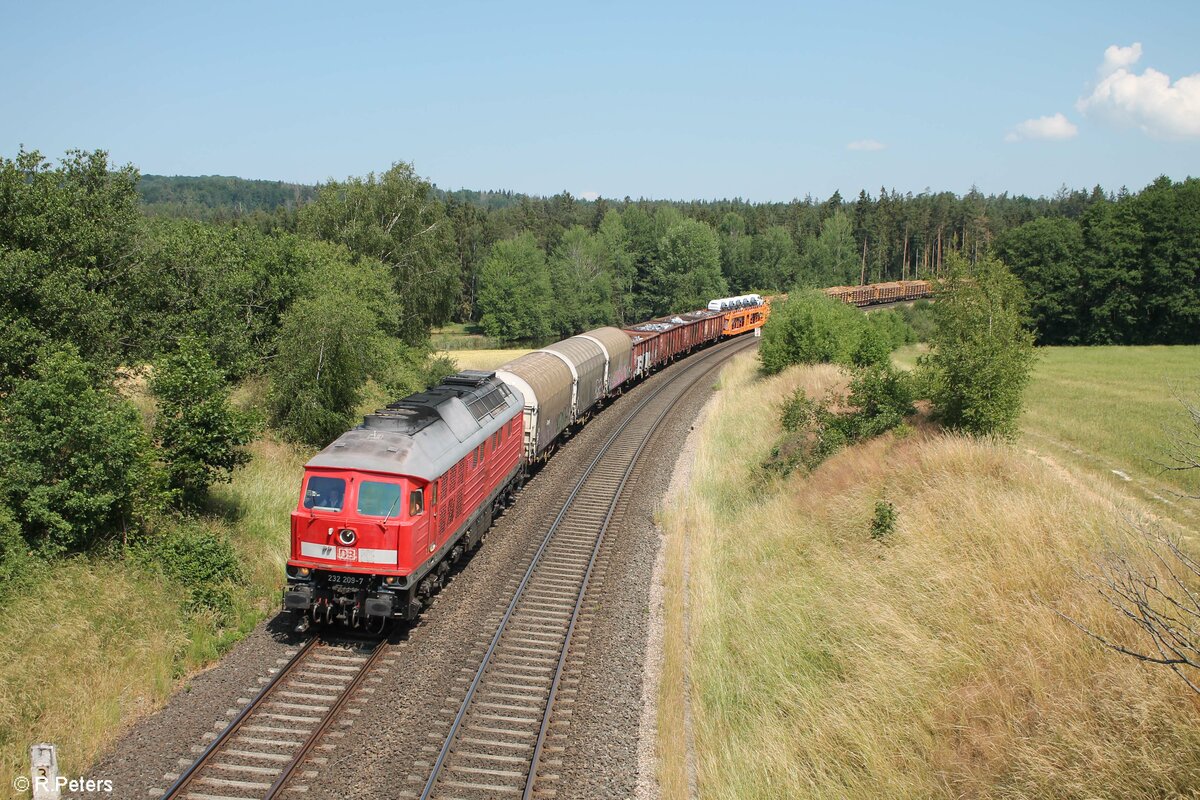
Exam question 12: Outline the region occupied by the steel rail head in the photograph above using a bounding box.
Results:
[161,636,320,800]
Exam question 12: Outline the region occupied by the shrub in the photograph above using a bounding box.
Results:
[851,322,893,367]
[0,346,165,554]
[151,336,257,509]
[895,299,937,342]
[764,389,848,476]
[133,520,243,620]
[843,364,915,439]
[867,309,918,349]
[920,253,1036,439]
[0,502,33,599]
[870,500,896,539]
[759,291,867,374]
[766,364,915,477]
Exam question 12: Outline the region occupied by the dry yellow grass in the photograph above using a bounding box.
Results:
[659,352,1200,799]
[441,348,531,372]
[0,560,182,796]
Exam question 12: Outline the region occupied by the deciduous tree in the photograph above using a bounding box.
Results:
[0,347,163,554]
[655,218,726,315]
[920,253,1036,438]
[477,234,552,342]
[152,336,257,508]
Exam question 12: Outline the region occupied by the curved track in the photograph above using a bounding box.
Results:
[411,336,755,800]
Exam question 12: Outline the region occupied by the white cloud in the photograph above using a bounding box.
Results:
[1077,43,1200,139]
[1005,112,1079,142]
[846,139,885,151]
[579,190,600,201]
[1099,42,1142,77]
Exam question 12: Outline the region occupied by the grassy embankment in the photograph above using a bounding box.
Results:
[0,378,305,796]
[659,349,1200,799]
[894,344,1200,524]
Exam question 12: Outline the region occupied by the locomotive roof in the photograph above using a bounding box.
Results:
[306,371,523,482]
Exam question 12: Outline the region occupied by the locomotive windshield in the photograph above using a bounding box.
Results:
[358,480,402,517]
[303,476,345,511]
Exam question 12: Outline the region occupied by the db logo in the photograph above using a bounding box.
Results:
[337,547,358,561]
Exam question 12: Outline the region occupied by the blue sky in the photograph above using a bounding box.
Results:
[2,0,1196,201]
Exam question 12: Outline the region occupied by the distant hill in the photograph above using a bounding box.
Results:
[137,174,319,219]
[138,174,545,220]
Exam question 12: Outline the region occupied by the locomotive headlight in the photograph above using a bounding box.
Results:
[337,528,357,546]
[384,575,398,585]
[298,567,311,577]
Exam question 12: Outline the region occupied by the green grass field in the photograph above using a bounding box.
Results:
[430,322,503,351]
[1020,346,1200,524]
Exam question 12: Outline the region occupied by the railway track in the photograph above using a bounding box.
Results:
[409,336,755,800]
[159,637,385,800]
[159,335,752,800]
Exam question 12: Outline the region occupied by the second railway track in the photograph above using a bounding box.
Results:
[409,335,755,800]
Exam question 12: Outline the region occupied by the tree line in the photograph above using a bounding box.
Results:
[455,178,1197,344]
[140,172,1199,348]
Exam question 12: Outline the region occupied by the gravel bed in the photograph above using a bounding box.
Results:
[547,364,726,800]
[294,359,715,800]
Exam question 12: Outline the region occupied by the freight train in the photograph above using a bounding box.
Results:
[822,279,932,306]
[282,295,771,631]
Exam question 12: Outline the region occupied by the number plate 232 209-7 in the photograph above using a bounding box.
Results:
[326,572,366,587]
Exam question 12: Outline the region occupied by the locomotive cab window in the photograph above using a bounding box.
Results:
[303,476,345,511]
[357,480,401,517]
[409,488,425,517]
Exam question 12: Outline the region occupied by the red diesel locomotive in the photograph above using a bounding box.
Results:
[284,372,524,631]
